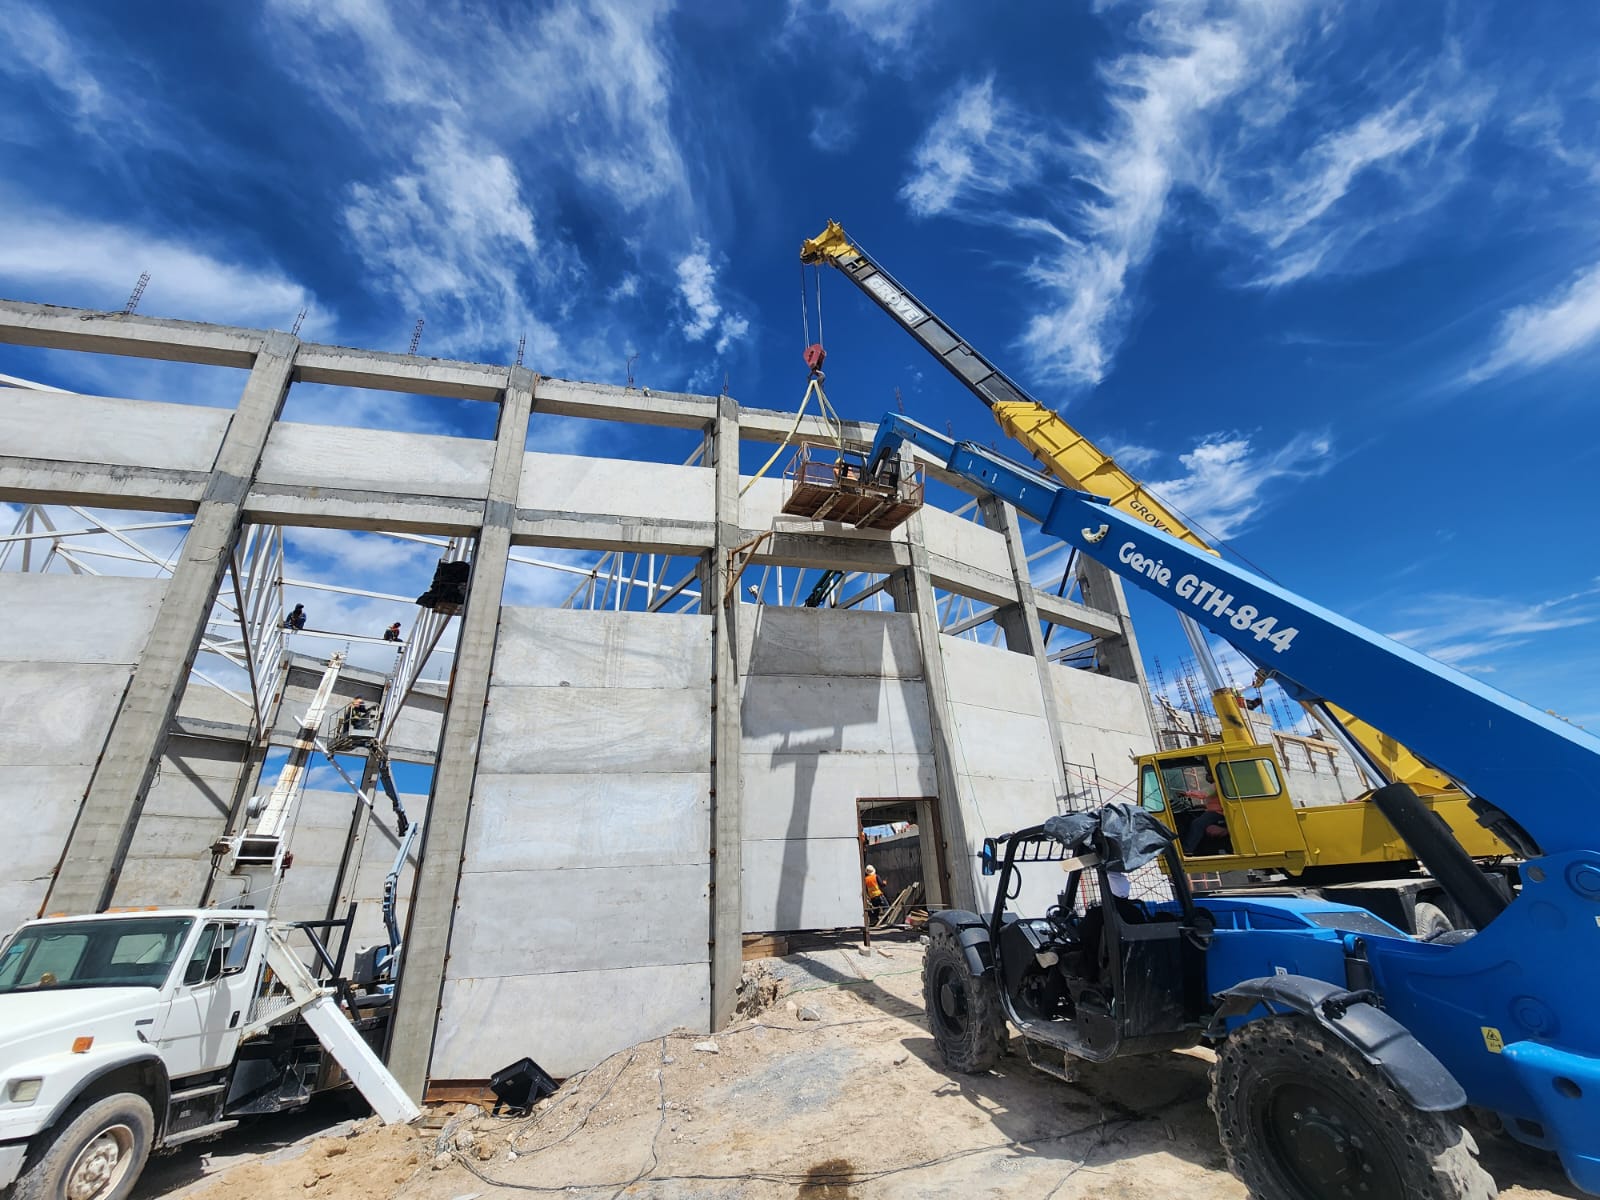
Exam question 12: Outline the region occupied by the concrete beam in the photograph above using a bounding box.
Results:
[244,485,486,536]
[46,332,298,915]
[512,512,713,556]
[739,530,910,575]
[0,458,207,511]
[707,396,743,1031]
[0,299,262,367]
[293,343,507,401]
[533,376,715,429]
[388,366,532,1101]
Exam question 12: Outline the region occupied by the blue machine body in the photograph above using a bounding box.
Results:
[871,414,1600,1192]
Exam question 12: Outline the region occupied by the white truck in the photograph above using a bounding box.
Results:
[0,908,417,1200]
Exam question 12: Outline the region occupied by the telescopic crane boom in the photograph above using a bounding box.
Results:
[802,219,1449,794]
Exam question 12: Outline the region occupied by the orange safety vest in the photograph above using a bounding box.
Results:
[865,872,883,898]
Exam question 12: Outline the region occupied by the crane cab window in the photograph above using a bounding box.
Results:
[1139,765,1166,813]
[1217,758,1282,800]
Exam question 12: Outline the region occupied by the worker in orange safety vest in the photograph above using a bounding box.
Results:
[864,864,888,922]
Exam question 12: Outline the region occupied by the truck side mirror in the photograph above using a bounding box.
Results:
[980,839,998,877]
[204,947,226,984]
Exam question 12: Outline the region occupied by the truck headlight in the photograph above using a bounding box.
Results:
[6,1078,42,1104]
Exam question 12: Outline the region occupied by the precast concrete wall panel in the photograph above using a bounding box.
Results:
[736,607,921,678]
[739,609,936,932]
[0,388,229,473]
[272,788,360,925]
[347,791,430,952]
[1047,665,1157,794]
[0,575,163,929]
[257,424,494,500]
[919,506,1013,581]
[940,635,1067,917]
[434,608,712,1081]
[518,452,712,525]
[433,963,709,1083]
[111,735,250,908]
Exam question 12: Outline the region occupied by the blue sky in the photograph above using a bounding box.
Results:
[2,0,1598,731]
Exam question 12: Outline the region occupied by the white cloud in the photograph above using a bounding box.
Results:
[900,76,1046,218]
[673,241,750,355]
[0,201,324,329]
[1148,428,1333,540]
[343,120,559,358]
[1467,260,1600,382]
[0,2,104,118]
[1098,437,1161,471]
[899,3,1487,387]
[1014,2,1310,385]
[1386,583,1600,670]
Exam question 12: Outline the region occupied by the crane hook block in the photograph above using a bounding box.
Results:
[803,343,827,374]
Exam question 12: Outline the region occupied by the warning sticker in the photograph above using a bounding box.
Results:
[1481,1027,1505,1054]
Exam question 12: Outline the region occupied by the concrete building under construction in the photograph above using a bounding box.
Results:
[0,299,1159,1098]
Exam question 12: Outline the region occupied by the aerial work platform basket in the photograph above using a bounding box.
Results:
[780,441,924,531]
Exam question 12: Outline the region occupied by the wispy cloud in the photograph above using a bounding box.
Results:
[1386,583,1600,671]
[674,241,751,355]
[343,120,560,359]
[1148,428,1333,541]
[901,76,1046,218]
[0,2,104,119]
[0,200,323,329]
[899,2,1490,386]
[1466,260,1600,382]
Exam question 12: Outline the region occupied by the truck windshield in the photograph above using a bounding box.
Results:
[0,917,195,993]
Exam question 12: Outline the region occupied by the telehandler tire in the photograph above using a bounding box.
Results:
[1212,1015,1495,1200]
[922,923,1007,1072]
[14,1091,154,1200]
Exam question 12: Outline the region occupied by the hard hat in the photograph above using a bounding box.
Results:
[865,864,875,873]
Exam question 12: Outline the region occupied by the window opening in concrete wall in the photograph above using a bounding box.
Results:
[526,409,707,466]
[0,349,248,409]
[502,547,706,614]
[280,381,500,439]
[737,560,897,613]
[858,797,948,923]
[931,584,1008,647]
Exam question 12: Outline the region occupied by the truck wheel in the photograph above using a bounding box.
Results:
[1213,1016,1494,1200]
[922,924,1006,1072]
[1412,901,1454,941]
[14,1092,154,1200]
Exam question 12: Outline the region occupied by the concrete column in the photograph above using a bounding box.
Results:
[387,367,534,1100]
[890,490,979,913]
[706,395,743,1028]
[982,498,1071,805]
[47,332,298,915]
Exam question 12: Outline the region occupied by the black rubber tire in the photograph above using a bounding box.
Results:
[1412,901,1455,941]
[921,924,1007,1073]
[1213,1016,1495,1200]
[14,1092,155,1200]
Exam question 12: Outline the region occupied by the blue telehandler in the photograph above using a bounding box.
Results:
[867,415,1600,1200]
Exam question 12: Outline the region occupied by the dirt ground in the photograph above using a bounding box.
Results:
[160,940,1580,1200]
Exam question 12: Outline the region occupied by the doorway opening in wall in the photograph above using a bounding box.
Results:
[856,798,948,931]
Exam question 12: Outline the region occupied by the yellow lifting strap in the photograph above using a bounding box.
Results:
[739,375,845,497]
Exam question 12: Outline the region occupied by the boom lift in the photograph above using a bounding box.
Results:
[869,414,1600,1196]
[801,221,1513,932]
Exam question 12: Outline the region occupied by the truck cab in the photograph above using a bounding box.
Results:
[0,910,272,1199]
